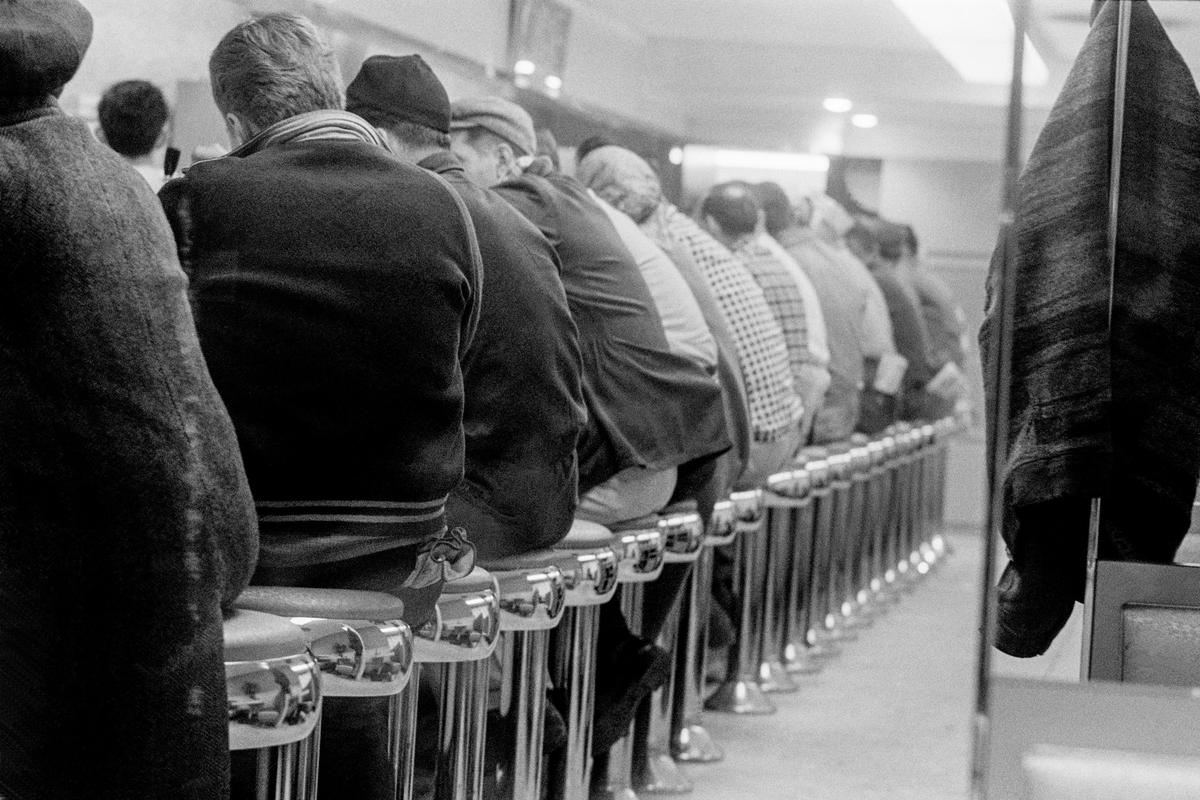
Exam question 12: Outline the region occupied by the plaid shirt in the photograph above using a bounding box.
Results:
[731,236,815,396]
[657,207,801,442]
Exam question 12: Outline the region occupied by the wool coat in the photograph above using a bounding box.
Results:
[0,101,258,800]
[981,0,1200,656]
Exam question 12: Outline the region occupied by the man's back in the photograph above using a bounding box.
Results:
[420,151,587,560]
[494,167,729,489]
[1,104,257,800]
[162,137,480,560]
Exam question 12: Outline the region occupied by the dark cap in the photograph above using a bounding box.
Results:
[0,0,93,99]
[346,54,450,134]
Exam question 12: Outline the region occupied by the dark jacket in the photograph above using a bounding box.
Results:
[981,0,1200,656]
[419,151,587,560]
[869,261,948,421]
[161,138,481,565]
[494,165,730,491]
[0,102,257,800]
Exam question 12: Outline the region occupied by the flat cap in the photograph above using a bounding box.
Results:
[346,54,450,134]
[0,0,93,98]
[450,95,536,157]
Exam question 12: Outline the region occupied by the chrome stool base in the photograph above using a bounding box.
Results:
[635,751,693,795]
[672,721,724,763]
[705,677,775,715]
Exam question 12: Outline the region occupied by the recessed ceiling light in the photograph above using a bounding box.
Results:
[513,60,536,76]
[891,0,1048,86]
[668,146,684,165]
[823,97,853,113]
[544,75,563,90]
[851,113,878,129]
[712,150,830,172]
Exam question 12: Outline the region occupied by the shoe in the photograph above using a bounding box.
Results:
[590,638,673,754]
[994,562,1076,658]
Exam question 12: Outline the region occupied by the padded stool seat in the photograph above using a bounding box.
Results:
[658,500,705,563]
[224,609,321,752]
[706,499,737,546]
[237,587,413,698]
[554,519,619,607]
[765,469,811,506]
[479,549,566,632]
[608,514,665,583]
[414,567,500,664]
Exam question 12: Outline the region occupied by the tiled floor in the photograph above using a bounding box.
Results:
[685,530,984,800]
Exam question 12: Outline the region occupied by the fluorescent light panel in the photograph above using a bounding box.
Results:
[891,0,1048,86]
[712,150,830,172]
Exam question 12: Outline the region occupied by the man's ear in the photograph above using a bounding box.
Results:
[154,124,170,150]
[495,142,521,182]
[223,112,252,148]
[95,126,108,145]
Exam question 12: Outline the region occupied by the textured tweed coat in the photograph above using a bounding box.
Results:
[981,0,1200,656]
[0,102,258,799]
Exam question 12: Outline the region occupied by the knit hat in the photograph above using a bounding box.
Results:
[576,145,663,224]
[450,96,536,157]
[0,0,92,99]
[345,54,450,133]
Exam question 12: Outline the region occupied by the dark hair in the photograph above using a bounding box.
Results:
[874,221,908,261]
[375,118,450,149]
[750,181,794,237]
[701,181,760,237]
[209,13,344,131]
[97,80,168,157]
[902,224,919,256]
[844,223,879,257]
[576,134,614,163]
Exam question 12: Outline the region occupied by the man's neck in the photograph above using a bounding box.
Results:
[126,149,162,170]
[386,138,444,166]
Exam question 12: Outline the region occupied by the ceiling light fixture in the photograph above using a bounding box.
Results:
[823,97,853,113]
[513,59,536,76]
[668,146,684,165]
[712,150,830,173]
[891,0,1048,86]
[544,75,563,90]
[851,113,878,129]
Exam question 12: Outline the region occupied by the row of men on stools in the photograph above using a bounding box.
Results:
[0,3,970,800]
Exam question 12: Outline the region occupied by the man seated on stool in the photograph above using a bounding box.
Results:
[345,54,588,778]
[159,15,482,800]
[447,95,731,758]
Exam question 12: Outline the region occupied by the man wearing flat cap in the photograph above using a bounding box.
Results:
[1,1,258,798]
[449,95,732,760]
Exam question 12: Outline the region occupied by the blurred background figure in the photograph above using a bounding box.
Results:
[96,79,172,186]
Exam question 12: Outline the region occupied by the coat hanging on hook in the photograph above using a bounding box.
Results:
[980,0,1200,658]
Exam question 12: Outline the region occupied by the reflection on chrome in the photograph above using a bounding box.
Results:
[706,499,737,546]
[496,565,566,630]
[556,547,619,606]
[615,527,665,583]
[226,652,321,750]
[413,577,500,663]
[294,617,414,697]
[658,510,705,561]
[730,488,765,535]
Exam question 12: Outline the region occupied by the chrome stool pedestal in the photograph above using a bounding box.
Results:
[548,520,620,800]
[770,467,821,677]
[757,472,803,693]
[797,451,843,657]
[634,502,706,794]
[481,551,568,800]
[235,587,414,800]
[224,609,322,800]
[706,489,775,714]
[407,567,501,800]
[596,516,666,800]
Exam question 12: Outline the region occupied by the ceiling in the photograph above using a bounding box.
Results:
[559,0,1200,157]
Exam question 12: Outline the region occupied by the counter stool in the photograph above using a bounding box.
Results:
[406,567,501,800]
[796,449,842,657]
[595,515,666,800]
[765,467,819,678]
[928,418,954,558]
[845,441,878,622]
[863,438,890,608]
[235,587,413,799]
[672,498,736,763]
[224,608,322,800]
[914,422,939,568]
[897,427,925,587]
[877,433,904,602]
[823,447,862,639]
[634,501,706,794]
[706,488,775,714]
[478,550,567,800]
[753,471,804,693]
[548,520,620,800]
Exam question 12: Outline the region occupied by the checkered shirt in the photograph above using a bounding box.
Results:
[660,207,802,442]
[731,237,814,394]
